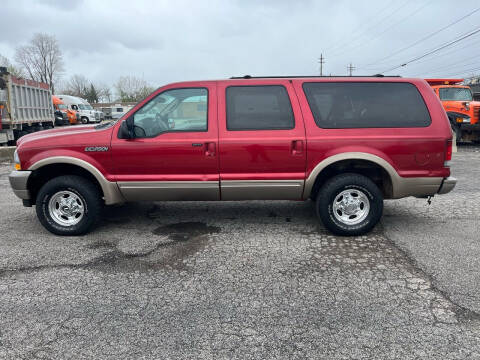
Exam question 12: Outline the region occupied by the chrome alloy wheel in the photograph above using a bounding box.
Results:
[332,189,370,225]
[48,191,85,226]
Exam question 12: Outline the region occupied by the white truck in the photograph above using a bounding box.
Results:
[0,67,54,146]
[56,95,100,124]
[79,98,104,122]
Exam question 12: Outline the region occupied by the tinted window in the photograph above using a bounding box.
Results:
[226,86,294,130]
[133,88,207,138]
[303,82,431,128]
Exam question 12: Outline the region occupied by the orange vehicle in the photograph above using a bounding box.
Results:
[52,96,78,124]
[426,79,480,142]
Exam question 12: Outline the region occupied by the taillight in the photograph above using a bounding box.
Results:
[445,139,452,166]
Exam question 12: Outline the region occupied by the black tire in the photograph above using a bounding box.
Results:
[35,175,102,235]
[81,117,89,124]
[316,173,383,236]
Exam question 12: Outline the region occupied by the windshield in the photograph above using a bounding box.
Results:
[439,87,473,101]
[84,104,93,110]
[78,104,86,110]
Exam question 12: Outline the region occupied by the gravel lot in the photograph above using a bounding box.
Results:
[0,148,479,359]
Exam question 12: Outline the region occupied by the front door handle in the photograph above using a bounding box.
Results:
[291,140,304,155]
[205,142,216,157]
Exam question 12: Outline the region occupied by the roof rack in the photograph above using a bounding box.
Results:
[229,74,402,79]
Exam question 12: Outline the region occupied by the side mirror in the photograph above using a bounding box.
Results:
[119,117,135,139]
[118,120,133,139]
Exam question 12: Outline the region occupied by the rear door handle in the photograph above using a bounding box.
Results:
[205,142,216,157]
[291,140,304,155]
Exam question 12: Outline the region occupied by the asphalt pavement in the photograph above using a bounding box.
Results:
[0,148,479,359]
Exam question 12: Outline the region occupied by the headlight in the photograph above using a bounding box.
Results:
[13,150,21,170]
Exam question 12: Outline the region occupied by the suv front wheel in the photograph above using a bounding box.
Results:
[36,175,102,235]
[316,173,383,236]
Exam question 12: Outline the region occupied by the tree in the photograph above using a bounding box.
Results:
[0,53,25,77]
[114,75,154,102]
[14,33,64,93]
[85,83,99,103]
[95,83,113,103]
[60,74,89,97]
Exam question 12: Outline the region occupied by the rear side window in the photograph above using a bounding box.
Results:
[302,82,431,128]
[226,85,294,130]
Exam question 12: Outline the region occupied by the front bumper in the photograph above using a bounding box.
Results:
[438,176,457,195]
[8,170,32,200]
[459,123,480,131]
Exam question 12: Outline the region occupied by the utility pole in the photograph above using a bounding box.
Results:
[318,54,325,76]
[347,63,355,76]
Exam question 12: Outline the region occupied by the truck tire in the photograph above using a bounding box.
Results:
[316,173,383,236]
[81,117,89,124]
[35,175,102,235]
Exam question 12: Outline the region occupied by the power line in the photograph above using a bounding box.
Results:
[368,7,480,67]
[363,37,480,73]
[441,65,480,78]
[416,58,480,77]
[404,37,480,70]
[380,26,480,74]
[324,0,396,54]
[328,0,410,57]
[334,0,432,60]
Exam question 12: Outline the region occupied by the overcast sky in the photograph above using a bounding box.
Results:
[1,0,480,88]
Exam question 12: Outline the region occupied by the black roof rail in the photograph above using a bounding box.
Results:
[229,74,402,79]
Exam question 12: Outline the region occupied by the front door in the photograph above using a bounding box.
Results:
[217,80,307,200]
[110,82,219,201]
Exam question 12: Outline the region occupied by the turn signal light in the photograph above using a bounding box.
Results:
[14,163,21,170]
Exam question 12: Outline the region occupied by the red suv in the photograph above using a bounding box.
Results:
[9,76,456,236]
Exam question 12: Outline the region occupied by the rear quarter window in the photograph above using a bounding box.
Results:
[302,82,431,128]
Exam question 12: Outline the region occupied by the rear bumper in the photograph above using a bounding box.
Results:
[8,170,31,200]
[437,176,457,195]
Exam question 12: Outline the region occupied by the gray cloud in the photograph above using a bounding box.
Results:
[1,0,480,88]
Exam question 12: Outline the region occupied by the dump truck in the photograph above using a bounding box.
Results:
[426,78,480,143]
[0,67,54,145]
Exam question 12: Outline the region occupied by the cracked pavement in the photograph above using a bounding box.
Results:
[0,147,479,359]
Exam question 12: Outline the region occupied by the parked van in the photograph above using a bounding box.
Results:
[52,96,78,125]
[56,95,99,124]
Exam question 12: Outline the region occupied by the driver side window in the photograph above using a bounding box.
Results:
[133,88,208,138]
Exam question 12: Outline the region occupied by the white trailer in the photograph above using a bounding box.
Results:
[0,67,54,145]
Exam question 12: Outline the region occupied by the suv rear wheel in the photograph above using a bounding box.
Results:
[36,175,102,235]
[316,173,383,236]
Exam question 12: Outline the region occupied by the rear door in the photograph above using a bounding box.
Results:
[217,80,307,200]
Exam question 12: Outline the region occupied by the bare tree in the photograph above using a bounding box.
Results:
[60,74,90,97]
[114,75,154,102]
[14,33,64,93]
[0,53,25,77]
[95,83,113,103]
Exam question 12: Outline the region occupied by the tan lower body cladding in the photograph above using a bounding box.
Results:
[117,180,305,201]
